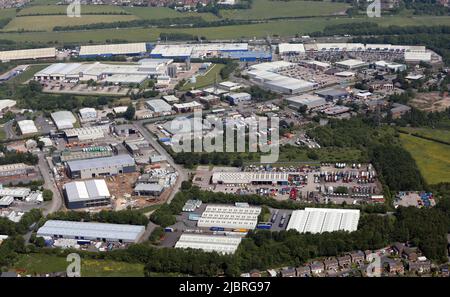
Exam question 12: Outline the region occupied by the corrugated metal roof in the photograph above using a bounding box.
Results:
[67,154,135,172]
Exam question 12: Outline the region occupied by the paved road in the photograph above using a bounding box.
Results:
[38,153,63,215]
[134,121,188,204]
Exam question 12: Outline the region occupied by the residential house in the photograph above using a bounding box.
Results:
[402,247,418,261]
[323,257,339,272]
[310,262,325,276]
[280,267,296,277]
[387,260,405,275]
[296,266,311,277]
[349,251,365,266]
[392,242,405,255]
[337,255,352,269]
[408,260,431,274]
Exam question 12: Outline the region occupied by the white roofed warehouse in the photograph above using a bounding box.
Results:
[197,204,261,230]
[17,120,38,135]
[66,154,136,179]
[79,42,147,58]
[51,111,77,130]
[286,208,360,234]
[63,179,111,209]
[0,47,56,62]
[37,220,145,243]
[175,234,242,254]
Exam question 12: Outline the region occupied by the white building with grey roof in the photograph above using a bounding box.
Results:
[145,99,173,113]
[66,154,136,179]
[51,111,77,130]
[37,220,145,243]
[63,179,111,209]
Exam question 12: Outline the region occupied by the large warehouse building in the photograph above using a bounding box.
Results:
[66,154,136,179]
[212,171,300,185]
[17,120,38,135]
[78,42,148,58]
[286,208,360,234]
[51,111,77,130]
[285,94,327,110]
[37,220,145,243]
[175,234,242,254]
[63,179,111,209]
[0,47,56,62]
[197,204,261,230]
[150,43,248,60]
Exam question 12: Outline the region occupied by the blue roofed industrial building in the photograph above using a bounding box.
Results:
[222,51,272,62]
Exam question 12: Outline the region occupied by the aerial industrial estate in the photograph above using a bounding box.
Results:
[0,0,449,285]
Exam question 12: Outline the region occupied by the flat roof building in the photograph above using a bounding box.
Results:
[63,179,111,209]
[134,183,164,196]
[79,43,147,57]
[286,208,360,234]
[404,51,432,63]
[197,204,261,230]
[175,234,242,254]
[66,154,136,179]
[278,43,305,55]
[335,59,368,70]
[0,99,16,112]
[0,163,35,178]
[17,120,38,135]
[51,111,77,130]
[286,94,327,110]
[0,47,56,62]
[64,126,109,142]
[37,220,145,243]
[226,92,251,105]
[78,108,97,122]
[145,99,173,113]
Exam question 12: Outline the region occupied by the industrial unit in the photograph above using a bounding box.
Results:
[78,42,148,58]
[226,92,252,105]
[0,99,16,112]
[145,99,173,113]
[286,208,360,234]
[0,187,31,199]
[0,163,35,178]
[63,179,111,209]
[66,154,136,179]
[0,47,56,62]
[78,108,97,122]
[197,204,261,230]
[212,171,300,185]
[285,94,327,110]
[133,183,164,196]
[51,111,77,130]
[37,220,145,243]
[63,126,109,142]
[150,43,248,60]
[175,234,242,254]
[17,120,38,135]
[335,59,369,70]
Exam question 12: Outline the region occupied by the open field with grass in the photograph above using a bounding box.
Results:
[279,146,367,163]
[181,64,225,90]
[0,8,17,20]
[8,64,49,84]
[13,254,145,277]
[398,127,450,144]
[399,133,450,185]
[17,4,128,15]
[3,14,139,32]
[220,0,349,20]
[0,15,448,43]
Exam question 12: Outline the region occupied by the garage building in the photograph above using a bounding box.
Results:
[37,220,145,243]
[63,179,111,209]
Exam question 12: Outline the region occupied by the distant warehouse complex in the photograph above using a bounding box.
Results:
[66,154,136,179]
[0,47,56,62]
[197,204,261,230]
[175,234,242,255]
[37,220,145,243]
[286,208,360,234]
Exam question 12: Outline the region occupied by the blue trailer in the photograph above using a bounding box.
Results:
[256,224,272,230]
[210,226,225,231]
[164,227,174,232]
[77,240,91,245]
[159,137,171,143]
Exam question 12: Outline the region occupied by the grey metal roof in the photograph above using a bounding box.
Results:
[134,183,164,192]
[64,179,110,202]
[67,154,135,172]
[37,220,145,242]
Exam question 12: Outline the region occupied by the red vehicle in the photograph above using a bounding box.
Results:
[289,188,298,200]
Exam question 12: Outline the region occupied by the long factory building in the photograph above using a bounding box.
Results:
[0,47,56,62]
[66,154,136,179]
[37,220,145,243]
[175,234,242,255]
[286,208,360,234]
[212,171,300,185]
[78,42,148,58]
[197,204,261,230]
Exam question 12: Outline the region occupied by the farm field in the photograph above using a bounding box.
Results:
[181,64,225,90]
[0,15,448,44]
[17,4,128,15]
[399,133,450,185]
[399,127,450,144]
[220,0,349,20]
[3,15,139,32]
[13,254,145,277]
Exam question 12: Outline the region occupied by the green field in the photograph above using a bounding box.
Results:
[182,64,225,90]
[0,8,17,20]
[279,146,366,163]
[0,15,448,43]
[399,133,450,185]
[220,0,349,20]
[398,127,450,144]
[17,4,129,16]
[3,14,139,32]
[8,64,49,84]
[13,254,145,277]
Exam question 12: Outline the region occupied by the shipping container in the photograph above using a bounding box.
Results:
[256,224,272,230]
[210,226,225,231]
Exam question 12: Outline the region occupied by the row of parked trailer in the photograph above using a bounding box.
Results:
[315,171,377,183]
